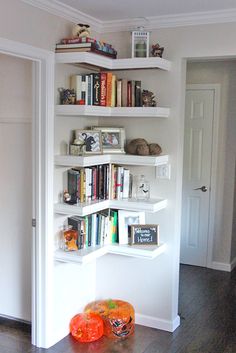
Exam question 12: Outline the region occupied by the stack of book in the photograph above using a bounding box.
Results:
[55,37,117,59]
[66,164,132,205]
[67,209,118,249]
[70,73,142,107]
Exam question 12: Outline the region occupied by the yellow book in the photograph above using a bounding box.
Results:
[111,74,117,107]
[106,72,113,107]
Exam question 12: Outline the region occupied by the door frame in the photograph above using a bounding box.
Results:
[0,38,54,348]
[184,84,220,268]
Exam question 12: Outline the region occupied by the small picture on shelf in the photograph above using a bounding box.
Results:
[91,127,126,154]
[74,130,103,155]
[128,224,159,246]
[118,210,145,245]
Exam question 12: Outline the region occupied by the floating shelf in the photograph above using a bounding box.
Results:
[55,154,169,167]
[54,198,167,217]
[55,105,170,118]
[54,243,166,264]
[55,52,171,71]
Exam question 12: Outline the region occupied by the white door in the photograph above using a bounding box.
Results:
[180,87,215,267]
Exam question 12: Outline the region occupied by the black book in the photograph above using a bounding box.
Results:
[68,216,85,249]
[135,80,142,107]
[92,73,101,105]
[67,169,80,204]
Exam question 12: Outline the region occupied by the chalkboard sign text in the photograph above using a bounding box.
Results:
[128,224,159,245]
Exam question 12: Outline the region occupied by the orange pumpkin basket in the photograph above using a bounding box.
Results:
[84,299,135,339]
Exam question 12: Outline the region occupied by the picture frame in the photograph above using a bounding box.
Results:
[128,224,159,246]
[74,130,103,155]
[118,210,145,245]
[91,127,125,154]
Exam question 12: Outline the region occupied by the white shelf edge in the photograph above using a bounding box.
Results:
[54,154,169,167]
[54,198,167,216]
[55,105,170,118]
[55,52,171,71]
[54,243,166,264]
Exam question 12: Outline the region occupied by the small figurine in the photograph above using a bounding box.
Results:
[151,43,164,58]
[63,190,71,203]
[72,23,91,38]
[142,90,157,107]
[58,88,76,105]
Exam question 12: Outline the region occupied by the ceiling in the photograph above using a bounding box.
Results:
[22,0,236,32]
[58,0,236,22]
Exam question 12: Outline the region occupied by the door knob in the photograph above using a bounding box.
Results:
[194,186,208,192]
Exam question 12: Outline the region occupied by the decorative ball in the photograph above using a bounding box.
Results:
[126,138,149,155]
[70,313,104,343]
[84,299,135,339]
[148,143,162,155]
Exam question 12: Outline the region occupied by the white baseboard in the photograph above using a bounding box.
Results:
[210,261,231,272]
[136,313,180,332]
[230,256,236,271]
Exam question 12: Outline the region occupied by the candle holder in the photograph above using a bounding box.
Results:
[131,28,149,58]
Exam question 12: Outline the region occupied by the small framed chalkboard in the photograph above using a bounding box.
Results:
[128,224,159,245]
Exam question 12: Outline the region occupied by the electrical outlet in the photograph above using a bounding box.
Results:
[156,164,171,179]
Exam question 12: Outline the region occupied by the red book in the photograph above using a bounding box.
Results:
[100,72,107,106]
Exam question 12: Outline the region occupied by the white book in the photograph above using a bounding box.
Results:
[91,213,97,247]
[85,168,92,201]
[122,168,130,199]
[70,74,82,102]
[117,166,124,200]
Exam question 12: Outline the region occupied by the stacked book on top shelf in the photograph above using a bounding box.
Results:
[70,72,142,107]
[55,37,117,59]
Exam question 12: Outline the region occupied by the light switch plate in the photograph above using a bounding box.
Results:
[156,164,171,179]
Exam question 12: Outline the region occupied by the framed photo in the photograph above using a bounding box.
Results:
[118,210,145,245]
[74,130,103,155]
[128,224,159,246]
[91,127,125,153]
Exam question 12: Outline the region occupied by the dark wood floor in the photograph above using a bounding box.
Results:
[0,265,235,353]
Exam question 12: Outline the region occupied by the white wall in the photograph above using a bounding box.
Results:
[186,60,236,265]
[101,22,236,268]
[0,53,32,321]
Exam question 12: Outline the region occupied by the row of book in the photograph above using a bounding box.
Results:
[66,164,132,205]
[70,73,142,107]
[56,37,117,58]
[67,210,118,249]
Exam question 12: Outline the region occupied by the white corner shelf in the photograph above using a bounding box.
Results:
[55,105,170,118]
[54,154,169,167]
[54,243,166,264]
[55,52,171,71]
[54,198,167,217]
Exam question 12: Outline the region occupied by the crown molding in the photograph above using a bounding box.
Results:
[21,0,103,33]
[101,8,236,32]
[21,0,236,33]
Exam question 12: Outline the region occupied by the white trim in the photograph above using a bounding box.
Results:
[136,313,180,332]
[21,0,103,33]
[230,256,236,271]
[185,84,221,270]
[20,1,236,32]
[0,37,54,348]
[210,261,231,272]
